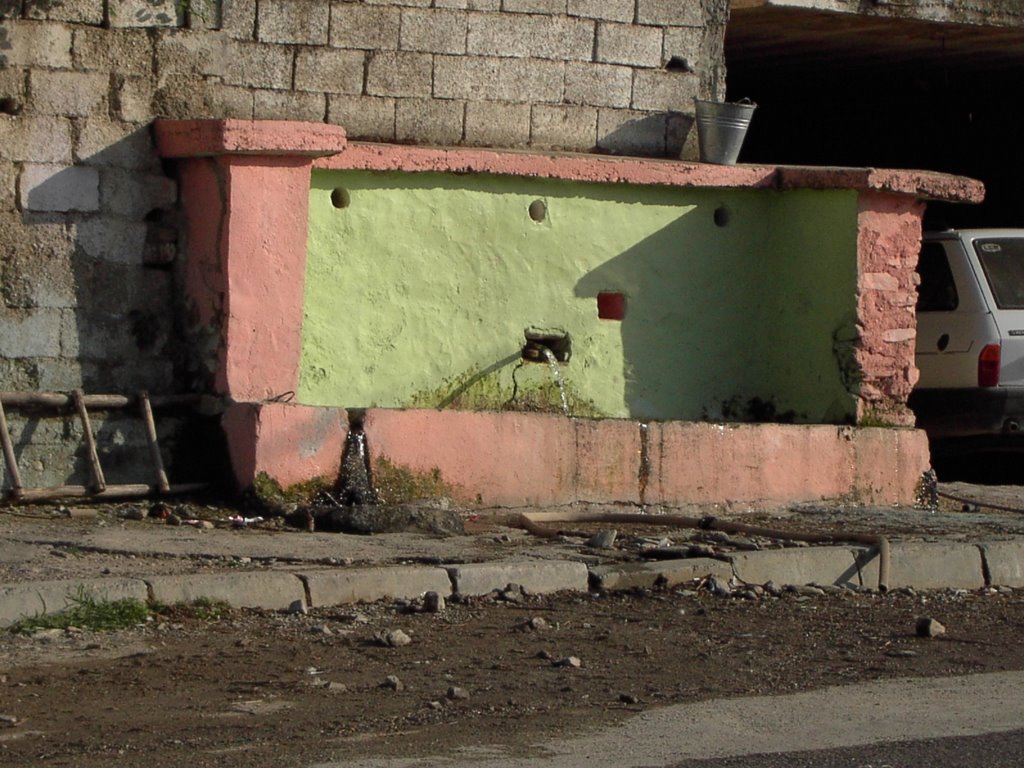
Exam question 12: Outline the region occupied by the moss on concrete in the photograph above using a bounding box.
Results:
[252,471,333,506]
[371,457,454,504]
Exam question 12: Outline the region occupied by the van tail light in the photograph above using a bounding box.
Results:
[978,343,1001,387]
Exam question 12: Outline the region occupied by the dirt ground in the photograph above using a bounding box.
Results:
[3,582,1024,767]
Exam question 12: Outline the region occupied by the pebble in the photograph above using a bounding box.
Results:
[886,649,918,658]
[524,617,548,631]
[703,576,731,598]
[786,585,826,597]
[0,714,18,727]
[618,693,639,704]
[327,682,348,693]
[422,591,445,614]
[428,700,444,710]
[763,580,783,597]
[379,629,412,647]
[309,625,333,636]
[587,530,618,549]
[447,686,470,700]
[31,629,63,641]
[288,600,307,615]
[536,649,553,660]
[553,656,582,669]
[382,675,404,691]
[165,513,182,526]
[916,617,946,638]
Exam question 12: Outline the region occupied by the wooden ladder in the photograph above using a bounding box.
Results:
[0,390,206,503]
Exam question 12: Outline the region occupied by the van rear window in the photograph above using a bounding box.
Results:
[975,238,1024,309]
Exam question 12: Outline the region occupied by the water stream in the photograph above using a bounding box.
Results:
[540,347,571,417]
[335,427,378,505]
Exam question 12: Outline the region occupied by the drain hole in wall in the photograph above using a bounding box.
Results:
[529,199,547,222]
[331,188,351,209]
[0,98,22,115]
[714,205,730,227]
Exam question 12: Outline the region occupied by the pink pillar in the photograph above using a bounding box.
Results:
[156,120,348,489]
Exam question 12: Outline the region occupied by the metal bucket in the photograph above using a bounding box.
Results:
[694,99,756,165]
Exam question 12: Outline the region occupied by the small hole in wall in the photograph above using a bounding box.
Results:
[714,205,730,227]
[529,199,547,223]
[597,292,627,320]
[0,97,22,115]
[331,188,351,209]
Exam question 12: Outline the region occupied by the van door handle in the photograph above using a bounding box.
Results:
[937,333,950,351]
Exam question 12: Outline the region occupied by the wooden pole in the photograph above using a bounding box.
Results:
[0,401,23,500]
[73,389,106,493]
[139,391,171,494]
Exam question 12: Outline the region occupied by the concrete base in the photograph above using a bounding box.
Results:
[228,407,931,509]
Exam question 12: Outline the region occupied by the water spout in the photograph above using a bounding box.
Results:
[539,347,571,417]
[335,418,378,505]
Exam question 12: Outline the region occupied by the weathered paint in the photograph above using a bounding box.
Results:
[362,408,930,508]
[223,402,347,491]
[301,172,859,422]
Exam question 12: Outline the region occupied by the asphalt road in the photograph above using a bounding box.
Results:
[327,671,1024,768]
[670,730,1024,768]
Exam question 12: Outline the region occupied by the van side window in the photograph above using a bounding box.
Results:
[975,238,1024,309]
[917,242,959,312]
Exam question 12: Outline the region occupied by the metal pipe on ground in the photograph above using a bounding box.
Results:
[516,511,890,592]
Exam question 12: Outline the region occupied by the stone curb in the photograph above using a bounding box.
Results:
[5,540,1024,625]
[301,566,453,607]
[0,577,149,628]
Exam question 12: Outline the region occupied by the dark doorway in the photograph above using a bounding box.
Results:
[725,7,1024,228]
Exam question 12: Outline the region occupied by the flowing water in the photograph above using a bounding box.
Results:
[540,347,571,417]
[336,428,378,505]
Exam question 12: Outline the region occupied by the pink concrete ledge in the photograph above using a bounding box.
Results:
[317,142,983,204]
[357,410,929,509]
[155,119,347,158]
[223,402,348,491]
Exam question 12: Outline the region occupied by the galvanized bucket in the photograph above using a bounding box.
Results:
[694,98,756,165]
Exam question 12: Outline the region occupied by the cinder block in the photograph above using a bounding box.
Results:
[73,27,152,75]
[597,107,666,157]
[501,0,567,12]
[434,55,564,103]
[466,13,592,61]
[437,0,499,7]
[464,100,530,147]
[365,0,430,6]
[223,41,293,89]
[254,89,326,122]
[446,560,588,596]
[0,308,62,358]
[329,3,400,50]
[257,0,328,44]
[37,359,82,391]
[108,0,182,27]
[302,566,452,607]
[24,0,103,24]
[156,29,229,78]
[396,98,464,145]
[147,573,307,611]
[112,76,156,122]
[0,68,26,113]
[19,163,99,212]
[632,69,700,111]
[1,251,76,309]
[596,22,662,68]
[100,169,176,217]
[327,95,397,139]
[663,26,704,72]
[637,0,703,27]
[75,119,159,170]
[731,547,865,589]
[28,70,107,116]
[0,20,72,68]
[0,115,73,163]
[366,51,433,98]
[76,217,149,263]
[668,111,697,159]
[0,578,150,628]
[295,47,365,94]
[154,75,255,120]
[0,359,42,391]
[981,541,1024,587]
[565,62,631,108]
[400,8,467,54]
[591,559,731,591]
[568,0,633,21]
[531,104,597,151]
[221,0,257,39]
[0,160,14,211]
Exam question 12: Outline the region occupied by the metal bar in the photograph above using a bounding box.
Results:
[139,391,171,494]
[8,483,207,503]
[73,389,106,493]
[0,392,202,410]
[0,401,23,500]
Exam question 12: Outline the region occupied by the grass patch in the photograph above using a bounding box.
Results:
[12,588,152,634]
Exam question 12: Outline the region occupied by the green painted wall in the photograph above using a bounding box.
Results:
[300,170,859,422]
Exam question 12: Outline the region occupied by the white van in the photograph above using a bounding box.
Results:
[911,229,1024,452]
